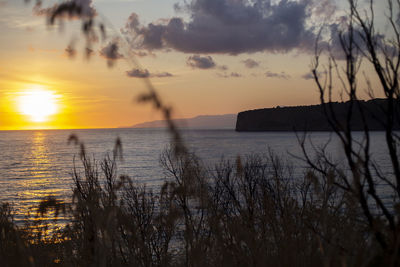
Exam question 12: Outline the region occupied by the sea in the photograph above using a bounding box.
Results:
[0,128,394,223]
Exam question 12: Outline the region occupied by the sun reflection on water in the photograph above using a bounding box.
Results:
[15,131,68,237]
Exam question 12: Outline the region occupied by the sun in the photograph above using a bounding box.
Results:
[18,89,59,122]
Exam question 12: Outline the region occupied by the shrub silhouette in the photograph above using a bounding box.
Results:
[0,143,376,266]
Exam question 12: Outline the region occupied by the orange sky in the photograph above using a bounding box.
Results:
[0,0,386,130]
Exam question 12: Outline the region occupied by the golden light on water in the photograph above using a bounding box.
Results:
[17,88,59,123]
[16,131,68,237]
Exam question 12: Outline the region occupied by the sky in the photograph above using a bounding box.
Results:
[0,0,390,130]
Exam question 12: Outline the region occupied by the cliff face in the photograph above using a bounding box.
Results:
[235,99,400,132]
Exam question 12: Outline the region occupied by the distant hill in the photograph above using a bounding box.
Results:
[128,114,237,129]
[236,99,400,132]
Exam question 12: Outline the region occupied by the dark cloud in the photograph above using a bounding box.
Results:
[126,68,174,78]
[187,55,216,69]
[100,41,123,67]
[100,42,123,60]
[242,58,260,68]
[153,72,174,78]
[301,72,314,80]
[318,19,389,61]
[126,68,150,78]
[122,13,165,50]
[230,72,241,77]
[265,71,290,79]
[302,71,326,80]
[125,12,140,32]
[123,0,328,54]
[217,72,242,78]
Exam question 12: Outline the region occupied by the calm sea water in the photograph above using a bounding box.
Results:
[0,128,393,222]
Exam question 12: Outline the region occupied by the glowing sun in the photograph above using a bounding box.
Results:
[18,89,59,122]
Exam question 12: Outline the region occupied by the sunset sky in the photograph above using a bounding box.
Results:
[0,0,389,130]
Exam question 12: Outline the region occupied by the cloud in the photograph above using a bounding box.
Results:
[218,72,242,78]
[126,68,174,78]
[186,55,216,69]
[301,72,314,80]
[242,58,260,68]
[315,18,389,61]
[265,71,290,79]
[230,72,241,77]
[100,41,123,66]
[153,72,174,78]
[310,0,336,19]
[123,0,332,55]
[302,71,326,80]
[100,42,123,60]
[126,68,150,78]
